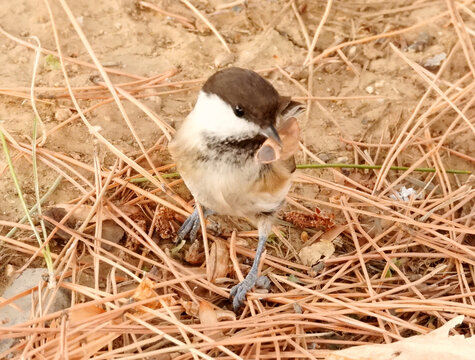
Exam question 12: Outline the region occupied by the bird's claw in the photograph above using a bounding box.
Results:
[230,270,270,312]
[176,207,216,243]
[176,209,201,243]
[230,273,259,311]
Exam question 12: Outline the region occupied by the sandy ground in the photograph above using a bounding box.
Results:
[0,0,474,306]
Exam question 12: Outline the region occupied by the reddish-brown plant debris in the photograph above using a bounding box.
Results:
[284,208,335,231]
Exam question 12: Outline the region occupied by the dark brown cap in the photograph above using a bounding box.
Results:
[202,67,281,128]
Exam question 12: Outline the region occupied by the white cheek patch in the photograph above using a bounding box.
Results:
[187,91,261,138]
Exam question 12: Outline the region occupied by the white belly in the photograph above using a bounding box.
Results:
[180,158,290,217]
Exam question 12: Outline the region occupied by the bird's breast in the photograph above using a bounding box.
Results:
[169,133,292,217]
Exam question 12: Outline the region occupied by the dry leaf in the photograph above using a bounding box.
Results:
[256,117,300,164]
[299,240,335,267]
[215,309,236,322]
[326,316,475,360]
[278,117,300,160]
[181,300,199,317]
[198,301,218,327]
[181,300,235,323]
[46,304,119,360]
[132,278,160,309]
[184,239,205,264]
[208,239,231,282]
[132,278,176,310]
[256,141,279,163]
[198,301,223,338]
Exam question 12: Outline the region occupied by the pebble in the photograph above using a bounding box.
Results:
[214,52,235,68]
[144,89,162,109]
[54,108,73,121]
[365,85,374,94]
[348,46,357,57]
[318,152,331,162]
[0,268,71,355]
[324,63,340,74]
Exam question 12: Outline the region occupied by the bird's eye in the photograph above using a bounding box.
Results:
[233,105,245,118]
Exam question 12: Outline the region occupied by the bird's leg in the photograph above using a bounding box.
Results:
[230,218,271,311]
[176,206,214,243]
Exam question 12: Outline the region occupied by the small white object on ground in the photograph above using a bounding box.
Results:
[424,52,446,67]
[390,186,421,201]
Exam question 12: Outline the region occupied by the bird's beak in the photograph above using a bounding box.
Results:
[261,124,282,146]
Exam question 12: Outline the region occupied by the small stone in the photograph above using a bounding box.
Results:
[407,32,431,52]
[312,261,325,274]
[54,108,72,121]
[150,95,162,108]
[101,220,125,251]
[287,65,308,80]
[114,22,122,30]
[348,46,357,57]
[318,152,331,162]
[214,52,235,68]
[70,152,81,160]
[0,268,70,354]
[144,89,162,109]
[5,264,15,278]
[293,302,303,314]
[365,85,374,94]
[324,63,340,74]
[336,156,348,164]
[424,53,446,68]
[374,80,385,88]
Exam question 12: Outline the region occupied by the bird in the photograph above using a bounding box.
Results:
[168,67,304,310]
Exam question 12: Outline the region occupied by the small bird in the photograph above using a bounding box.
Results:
[169,67,304,310]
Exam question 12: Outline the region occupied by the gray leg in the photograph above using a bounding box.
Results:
[176,206,214,242]
[230,220,271,311]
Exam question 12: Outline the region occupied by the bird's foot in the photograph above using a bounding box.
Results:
[176,208,201,243]
[176,207,215,243]
[230,272,269,311]
[230,273,257,311]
